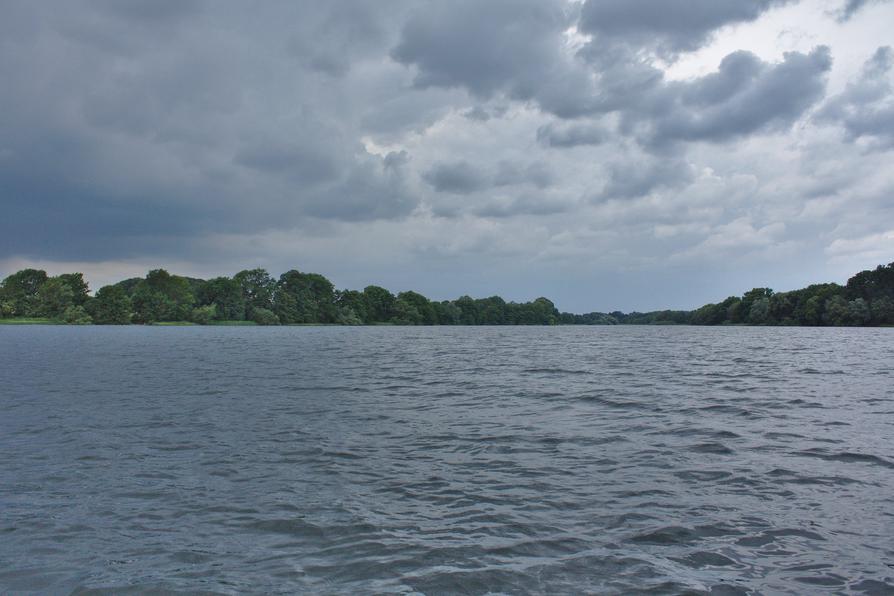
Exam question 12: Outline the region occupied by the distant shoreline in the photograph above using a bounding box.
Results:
[2,261,893,327]
[2,318,892,329]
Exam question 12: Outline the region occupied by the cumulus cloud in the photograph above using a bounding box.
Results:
[578,0,792,56]
[392,0,597,118]
[423,161,489,194]
[815,46,894,148]
[1,0,894,311]
[646,47,832,146]
[424,159,554,194]
[537,121,607,147]
[837,0,893,21]
[597,158,696,201]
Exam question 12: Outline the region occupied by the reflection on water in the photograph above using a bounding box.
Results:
[1,326,893,594]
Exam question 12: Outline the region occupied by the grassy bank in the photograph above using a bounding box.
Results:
[150,320,259,326]
[0,318,58,325]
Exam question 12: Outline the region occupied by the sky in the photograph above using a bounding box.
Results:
[1,0,893,312]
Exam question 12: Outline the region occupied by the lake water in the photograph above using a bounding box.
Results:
[1,326,893,594]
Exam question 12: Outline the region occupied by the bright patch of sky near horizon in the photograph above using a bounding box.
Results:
[1,0,892,312]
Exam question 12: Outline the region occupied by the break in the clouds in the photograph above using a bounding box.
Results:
[1,0,894,312]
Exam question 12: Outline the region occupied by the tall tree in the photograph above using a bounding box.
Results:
[36,277,75,318]
[197,277,245,320]
[89,285,133,324]
[362,286,396,323]
[234,268,276,319]
[1,269,48,317]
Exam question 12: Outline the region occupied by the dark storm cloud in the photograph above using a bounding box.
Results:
[2,0,891,293]
[578,0,792,56]
[392,0,826,150]
[816,47,894,148]
[392,0,569,97]
[0,1,422,260]
[391,0,598,118]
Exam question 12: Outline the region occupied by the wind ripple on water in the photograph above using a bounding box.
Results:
[1,325,893,594]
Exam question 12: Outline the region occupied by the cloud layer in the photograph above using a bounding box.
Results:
[1,0,893,311]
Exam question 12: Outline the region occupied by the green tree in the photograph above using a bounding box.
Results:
[336,290,368,323]
[747,297,771,325]
[335,306,363,325]
[251,307,280,325]
[725,297,744,324]
[197,277,245,320]
[391,298,423,325]
[274,270,336,324]
[191,304,217,325]
[691,302,725,325]
[362,285,396,322]
[131,269,195,323]
[397,291,437,324]
[870,296,894,325]
[454,295,478,324]
[823,295,850,326]
[847,298,872,326]
[90,285,133,324]
[234,268,276,319]
[477,296,507,324]
[433,300,461,325]
[1,269,48,316]
[36,277,75,318]
[58,273,90,306]
[62,305,92,325]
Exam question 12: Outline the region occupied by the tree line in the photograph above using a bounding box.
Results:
[563,261,894,327]
[0,267,561,325]
[1,262,892,326]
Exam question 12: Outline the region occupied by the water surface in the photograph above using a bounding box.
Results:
[1,326,893,594]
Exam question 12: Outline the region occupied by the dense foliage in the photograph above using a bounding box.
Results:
[564,263,894,326]
[2,262,893,326]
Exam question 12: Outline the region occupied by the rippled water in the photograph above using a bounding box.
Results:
[1,326,893,594]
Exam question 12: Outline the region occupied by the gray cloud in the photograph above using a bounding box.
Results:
[423,161,489,194]
[92,0,203,24]
[424,159,554,195]
[537,122,607,147]
[646,47,832,146]
[494,161,554,189]
[392,0,597,118]
[392,0,570,97]
[235,142,340,184]
[392,0,827,150]
[837,0,893,21]
[1,0,893,312]
[816,46,894,148]
[597,158,695,201]
[579,0,791,56]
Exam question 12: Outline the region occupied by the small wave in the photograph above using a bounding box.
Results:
[792,449,894,469]
[675,470,732,482]
[688,442,735,455]
[522,367,590,375]
[671,551,738,568]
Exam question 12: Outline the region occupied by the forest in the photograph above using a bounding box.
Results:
[1,262,892,326]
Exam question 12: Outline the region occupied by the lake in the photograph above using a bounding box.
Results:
[1,326,893,594]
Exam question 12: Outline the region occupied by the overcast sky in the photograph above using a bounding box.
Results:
[1,0,893,311]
